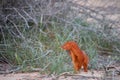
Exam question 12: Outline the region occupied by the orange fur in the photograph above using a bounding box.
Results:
[61,41,89,72]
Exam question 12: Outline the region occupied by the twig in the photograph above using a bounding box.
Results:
[7,19,25,39]
[42,63,51,71]
[22,10,38,25]
[103,65,120,75]
[0,26,6,47]
[0,67,21,74]
[13,8,30,28]
[53,71,103,79]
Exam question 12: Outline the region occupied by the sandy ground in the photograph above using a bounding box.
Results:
[0,70,120,80]
[0,0,120,80]
[0,71,104,80]
[0,72,42,80]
